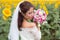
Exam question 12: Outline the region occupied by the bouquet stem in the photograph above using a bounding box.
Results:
[37,22,41,27]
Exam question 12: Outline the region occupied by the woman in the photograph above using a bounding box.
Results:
[8,1,41,40]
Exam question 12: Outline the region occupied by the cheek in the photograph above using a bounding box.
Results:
[26,14,32,19]
[27,14,32,18]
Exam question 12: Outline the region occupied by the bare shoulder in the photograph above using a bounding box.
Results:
[22,22,36,28]
[30,22,37,27]
[26,22,36,28]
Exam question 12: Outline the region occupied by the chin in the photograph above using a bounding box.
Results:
[28,17,33,20]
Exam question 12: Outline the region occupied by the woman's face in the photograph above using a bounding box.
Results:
[25,7,34,20]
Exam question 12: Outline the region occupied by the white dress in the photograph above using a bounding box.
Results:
[19,26,41,40]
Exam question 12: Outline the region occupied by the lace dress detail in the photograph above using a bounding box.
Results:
[19,26,41,40]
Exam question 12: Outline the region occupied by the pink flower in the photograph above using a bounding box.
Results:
[33,9,47,25]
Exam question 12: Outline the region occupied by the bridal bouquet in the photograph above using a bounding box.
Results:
[33,9,47,27]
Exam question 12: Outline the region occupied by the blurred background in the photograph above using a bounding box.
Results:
[0,0,60,40]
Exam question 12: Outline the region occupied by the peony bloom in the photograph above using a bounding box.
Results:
[33,9,47,27]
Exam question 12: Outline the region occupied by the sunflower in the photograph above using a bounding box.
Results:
[2,8,11,17]
[5,4,11,9]
[42,5,48,15]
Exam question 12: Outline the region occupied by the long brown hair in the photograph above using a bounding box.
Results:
[18,1,34,31]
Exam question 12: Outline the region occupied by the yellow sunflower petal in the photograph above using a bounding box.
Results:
[55,3,59,8]
[43,5,48,15]
[0,6,1,9]
[2,16,7,20]
[5,4,11,9]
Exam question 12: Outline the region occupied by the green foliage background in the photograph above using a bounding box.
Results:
[0,3,60,40]
[41,4,60,40]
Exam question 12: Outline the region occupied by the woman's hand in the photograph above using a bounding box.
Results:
[33,22,41,30]
[37,27,40,31]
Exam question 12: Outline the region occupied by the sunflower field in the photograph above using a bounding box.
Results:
[0,0,60,40]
